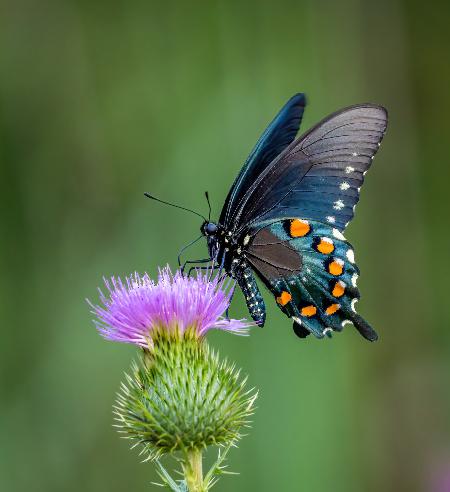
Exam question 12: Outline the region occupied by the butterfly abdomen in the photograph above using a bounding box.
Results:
[236,267,266,326]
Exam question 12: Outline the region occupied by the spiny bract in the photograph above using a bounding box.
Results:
[114,329,257,459]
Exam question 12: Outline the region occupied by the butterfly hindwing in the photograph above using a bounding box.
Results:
[245,219,377,341]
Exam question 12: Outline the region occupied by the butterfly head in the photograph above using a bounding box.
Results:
[201,221,223,261]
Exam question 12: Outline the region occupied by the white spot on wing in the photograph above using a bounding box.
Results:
[352,152,358,157]
[351,273,358,287]
[292,316,302,325]
[341,320,352,327]
[346,249,355,263]
[326,216,336,224]
[332,228,346,240]
[334,199,345,210]
[243,235,250,245]
[351,298,358,312]
[345,166,355,174]
[340,181,350,191]
[322,237,333,244]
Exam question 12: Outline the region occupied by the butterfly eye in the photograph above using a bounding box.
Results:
[205,223,218,235]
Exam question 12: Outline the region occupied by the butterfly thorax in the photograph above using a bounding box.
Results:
[201,220,266,325]
[201,221,250,277]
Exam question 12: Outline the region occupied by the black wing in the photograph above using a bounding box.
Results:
[224,104,388,234]
[219,93,306,227]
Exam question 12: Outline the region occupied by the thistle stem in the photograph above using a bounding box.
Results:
[185,448,205,492]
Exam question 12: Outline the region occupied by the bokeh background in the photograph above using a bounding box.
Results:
[1,0,450,491]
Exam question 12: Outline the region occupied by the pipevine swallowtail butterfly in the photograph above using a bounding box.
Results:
[150,93,388,340]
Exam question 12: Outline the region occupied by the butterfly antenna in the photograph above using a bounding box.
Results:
[205,191,212,221]
[144,193,207,221]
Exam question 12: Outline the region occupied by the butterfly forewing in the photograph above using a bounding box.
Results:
[220,93,306,227]
[227,105,387,233]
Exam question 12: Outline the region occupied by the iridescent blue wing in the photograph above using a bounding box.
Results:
[220,93,306,227]
[228,104,387,234]
[246,220,377,341]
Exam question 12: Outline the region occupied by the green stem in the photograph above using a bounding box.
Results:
[185,448,205,492]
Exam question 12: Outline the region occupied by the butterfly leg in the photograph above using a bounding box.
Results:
[218,272,230,282]
[224,285,236,320]
[187,263,220,277]
[216,251,227,280]
[177,234,204,270]
[181,257,212,276]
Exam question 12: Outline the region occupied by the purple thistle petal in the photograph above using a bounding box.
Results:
[88,266,254,346]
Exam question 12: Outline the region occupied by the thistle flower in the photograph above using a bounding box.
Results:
[89,266,252,346]
[89,266,257,492]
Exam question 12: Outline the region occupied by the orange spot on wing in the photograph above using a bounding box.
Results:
[325,303,340,315]
[301,305,317,317]
[332,281,345,297]
[316,238,335,254]
[290,219,310,237]
[328,259,344,276]
[276,291,292,306]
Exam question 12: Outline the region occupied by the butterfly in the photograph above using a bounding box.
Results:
[198,94,387,340]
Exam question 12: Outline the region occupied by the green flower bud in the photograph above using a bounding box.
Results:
[114,329,257,460]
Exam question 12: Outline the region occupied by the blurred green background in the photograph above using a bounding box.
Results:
[1,0,449,491]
